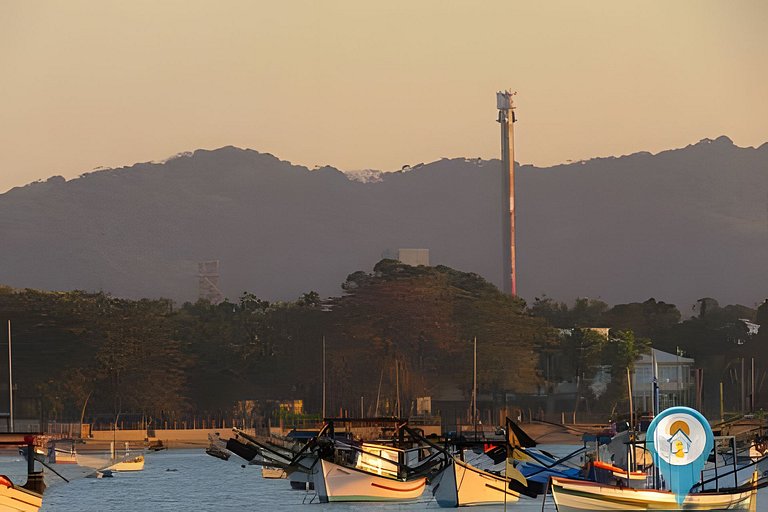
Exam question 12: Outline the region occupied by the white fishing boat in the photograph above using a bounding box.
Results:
[431,457,521,507]
[550,474,758,511]
[311,458,427,503]
[0,475,42,512]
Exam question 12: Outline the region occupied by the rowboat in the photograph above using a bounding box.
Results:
[550,473,758,511]
[311,458,427,503]
[431,457,521,507]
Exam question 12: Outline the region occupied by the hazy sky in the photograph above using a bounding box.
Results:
[2,0,767,192]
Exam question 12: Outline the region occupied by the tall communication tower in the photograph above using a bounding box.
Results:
[497,90,517,296]
[198,260,224,304]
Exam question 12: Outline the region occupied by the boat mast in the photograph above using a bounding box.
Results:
[751,357,755,413]
[7,320,13,432]
[395,359,401,418]
[651,349,660,489]
[375,365,383,416]
[473,336,477,439]
[626,366,634,432]
[322,336,326,419]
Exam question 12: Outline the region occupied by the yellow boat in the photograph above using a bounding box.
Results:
[0,475,42,512]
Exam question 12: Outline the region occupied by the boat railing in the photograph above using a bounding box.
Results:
[693,453,768,492]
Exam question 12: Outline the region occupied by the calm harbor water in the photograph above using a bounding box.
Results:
[25,448,765,511]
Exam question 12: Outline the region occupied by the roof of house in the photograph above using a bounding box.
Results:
[637,348,694,365]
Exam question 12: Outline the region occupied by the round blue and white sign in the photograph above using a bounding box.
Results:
[647,407,714,504]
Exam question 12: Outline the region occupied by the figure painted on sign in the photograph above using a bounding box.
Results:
[647,407,714,505]
[667,420,692,459]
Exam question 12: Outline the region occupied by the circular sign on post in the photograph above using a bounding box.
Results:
[647,407,714,505]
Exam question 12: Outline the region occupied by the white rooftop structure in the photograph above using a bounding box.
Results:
[636,348,695,366]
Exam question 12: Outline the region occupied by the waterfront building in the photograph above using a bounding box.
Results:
[632,348,695,412]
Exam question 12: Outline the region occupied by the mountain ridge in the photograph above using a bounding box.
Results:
[7,135,764,195]
[1,136,766,308]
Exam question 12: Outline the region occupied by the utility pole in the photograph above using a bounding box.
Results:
[741,357,745,414]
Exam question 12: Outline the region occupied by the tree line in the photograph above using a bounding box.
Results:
[1,263,766,426]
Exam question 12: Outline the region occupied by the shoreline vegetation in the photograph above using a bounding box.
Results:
[1,260,766,434]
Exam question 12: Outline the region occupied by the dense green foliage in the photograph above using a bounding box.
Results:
[2,271,765,424]
[0,262,556,422]
[530,296,768,417]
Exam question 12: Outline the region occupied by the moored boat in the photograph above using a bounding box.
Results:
[1,435,47,512]
[550,474,758,511]
[431,457,521,507]
[311,457,427,503]
[105,443,145,472]
[0,475,43,512]
[106,455,145,472]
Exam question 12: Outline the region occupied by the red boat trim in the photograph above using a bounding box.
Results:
[370,480,425,492]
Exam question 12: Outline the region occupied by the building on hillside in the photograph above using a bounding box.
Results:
[632,348,695,412]
[740,319,760,336]
[382,248,430,266]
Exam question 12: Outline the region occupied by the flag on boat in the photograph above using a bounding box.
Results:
[504,417,539,498]
[505,417,537,463]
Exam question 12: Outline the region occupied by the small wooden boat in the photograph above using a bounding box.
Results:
[261,466,287,479]
[550,473,758,511]
[311,458,427,503]
[106,455,145,472]
[105,442,145,472]
[431,457,522,507]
